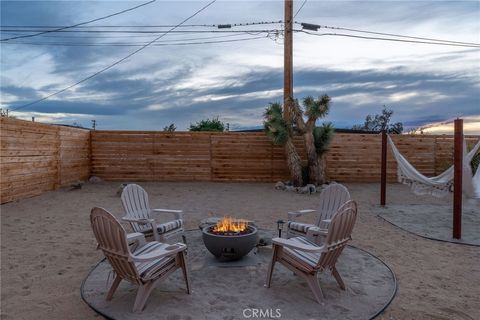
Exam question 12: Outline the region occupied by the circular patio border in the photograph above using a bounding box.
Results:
[81,229,397,320]
[374,205,480,247]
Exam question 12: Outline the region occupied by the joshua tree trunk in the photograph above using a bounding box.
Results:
[304,132,322,185]
[318,153,327,184]
[285,139,303,187]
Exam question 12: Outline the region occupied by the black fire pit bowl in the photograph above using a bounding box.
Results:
[202,225,258,261]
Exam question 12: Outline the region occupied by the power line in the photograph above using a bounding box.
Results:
[300,30,480,48]
[0,21,282,29]
[293,0,308,19]
[3,35,267,47]
[0,32,260,42]
[0,0,156,42]
[0,29,277,34]
[296,22,480,47]
[11,0,217,112]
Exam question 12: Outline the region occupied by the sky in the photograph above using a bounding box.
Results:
[1,0,479,133]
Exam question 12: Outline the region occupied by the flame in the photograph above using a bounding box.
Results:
[212,216,248,233]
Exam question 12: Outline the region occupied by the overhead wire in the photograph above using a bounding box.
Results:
[0,29,278,34]
[11,0,218,111]
[0,0,156,41]
[0,32,263,42]
[296,22,480,47]
[300,30,480,48]
[293,0,308,19]
[0,21,282,30]
[3,35,268,47]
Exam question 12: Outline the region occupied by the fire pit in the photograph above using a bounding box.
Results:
[202,216,258,261]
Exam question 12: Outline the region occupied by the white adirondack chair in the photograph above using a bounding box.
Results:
[90,207,190,312]
[265,201,358,303]
[121,184,185,243]
[286,184,350,238]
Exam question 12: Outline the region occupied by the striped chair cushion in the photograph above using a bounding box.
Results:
[282,237,321,271]
[287,221,317,234]
[156,219,183,234]
[133,242,176,280]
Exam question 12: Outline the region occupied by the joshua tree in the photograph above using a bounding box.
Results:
[264,102,303,186]
[292,95,334,185]
[264,95,334,186]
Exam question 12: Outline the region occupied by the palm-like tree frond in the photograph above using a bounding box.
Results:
[313,122,335,154]
[304,94,331,119]
[264,103,289,145]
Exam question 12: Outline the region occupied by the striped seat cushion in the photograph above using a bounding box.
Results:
[133,242,176,280]
[156,219,183,234]
[282,237,321,271]
[287,221,317,234]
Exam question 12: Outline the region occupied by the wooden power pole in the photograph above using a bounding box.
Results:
[283,0,293,121]
[380,130,387,206]
[453,118,463,239]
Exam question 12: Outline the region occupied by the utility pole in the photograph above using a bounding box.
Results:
[453,118,463,239]
[283,0,293,121]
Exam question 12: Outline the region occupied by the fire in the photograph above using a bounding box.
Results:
[212,216,248,233]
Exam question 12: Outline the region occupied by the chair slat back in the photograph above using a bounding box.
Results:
[121,184,151,232]
[315,184,351,228]
[90,207,141,284]
[316,200,357,270]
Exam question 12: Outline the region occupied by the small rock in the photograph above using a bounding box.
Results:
[274,181,286,190]
[297,186,310,194]
[305,184,316,194]
[69,180,83,190]
[257,238,270,246]
[89,176,102,183]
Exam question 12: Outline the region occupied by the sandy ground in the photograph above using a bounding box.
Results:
[1,182,479,320]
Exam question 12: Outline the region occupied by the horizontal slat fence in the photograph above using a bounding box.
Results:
[1,117,90,203]
[2,118,478,204]
[90,131,479,184]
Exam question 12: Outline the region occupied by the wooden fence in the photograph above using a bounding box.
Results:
[1,118,478,204]
[91,131,479,183]
[1,117,90,203]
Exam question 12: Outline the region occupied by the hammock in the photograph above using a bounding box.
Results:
[387,135,480,198]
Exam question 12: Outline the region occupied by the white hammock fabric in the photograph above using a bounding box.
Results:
[387,135,480,199]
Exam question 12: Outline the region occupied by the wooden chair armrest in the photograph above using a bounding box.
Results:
[152,209,183,220]
[287,209,316,221]
[126,232,146,246]
[122,217,156,239]
[306,227,328,238]
[131,243,186,262]
[122,217,155,224]
[272,237,324,252]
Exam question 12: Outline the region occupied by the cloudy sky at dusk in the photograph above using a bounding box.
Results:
[1,0,479,133]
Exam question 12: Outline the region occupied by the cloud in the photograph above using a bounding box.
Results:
[1,1,479,133]
[420,115,480,135]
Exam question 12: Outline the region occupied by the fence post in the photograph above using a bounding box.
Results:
[380,130,387,206]
[209,133,213,181]
[453,119,463,239]
[54,126,61,189]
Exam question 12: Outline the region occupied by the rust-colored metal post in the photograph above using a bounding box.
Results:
[453,119,463,239]
[381,130,387,206]
[283,0,293,121]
